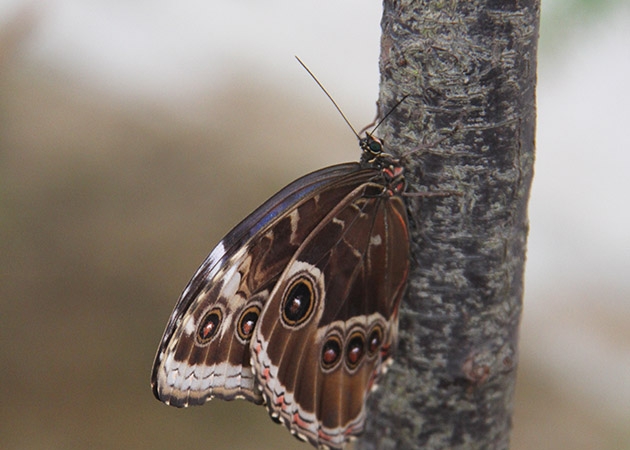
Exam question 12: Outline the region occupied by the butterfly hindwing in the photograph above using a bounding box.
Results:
[251,172,410,449]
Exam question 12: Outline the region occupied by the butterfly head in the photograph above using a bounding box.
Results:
[359,133,393,166]
[359,133,383,156]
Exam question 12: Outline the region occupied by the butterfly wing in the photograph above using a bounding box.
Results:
[251,173,410,449]
[151,162,378,407]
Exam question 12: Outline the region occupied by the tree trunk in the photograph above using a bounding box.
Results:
[357,1,539,449]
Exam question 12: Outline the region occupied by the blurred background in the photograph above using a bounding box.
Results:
[0,0,628,449]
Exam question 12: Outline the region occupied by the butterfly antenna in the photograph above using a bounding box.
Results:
[366,94,409,136]
[295,56,361,140]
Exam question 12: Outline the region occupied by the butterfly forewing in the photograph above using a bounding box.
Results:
[151,162,393,409]
[251,173,409,449]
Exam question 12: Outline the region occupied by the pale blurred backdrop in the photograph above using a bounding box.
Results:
[0,1,628,449]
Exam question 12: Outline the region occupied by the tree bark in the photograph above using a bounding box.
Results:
[357,1,539,449]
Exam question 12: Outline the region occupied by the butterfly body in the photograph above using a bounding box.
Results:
[152,137,410,448]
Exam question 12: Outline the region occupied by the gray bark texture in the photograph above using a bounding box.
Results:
[357,1,539,449]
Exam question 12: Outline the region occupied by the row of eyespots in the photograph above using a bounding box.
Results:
[279,274,386,373]
[321,324,384,373]
[195,304,262,346]
[196,273,385,374]
[195,272,317,347]
[196,270,319,347]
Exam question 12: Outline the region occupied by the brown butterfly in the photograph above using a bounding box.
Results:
[151,59,411,449]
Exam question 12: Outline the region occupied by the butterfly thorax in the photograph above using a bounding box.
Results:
[381,165,406,196]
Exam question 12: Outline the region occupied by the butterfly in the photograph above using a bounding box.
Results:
[151,59,412,449]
